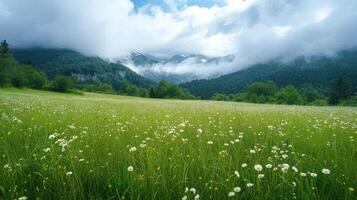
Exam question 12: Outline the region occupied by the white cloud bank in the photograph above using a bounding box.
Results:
[1,0,357,77]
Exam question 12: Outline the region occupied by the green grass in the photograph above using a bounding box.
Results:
[0,88,356,200]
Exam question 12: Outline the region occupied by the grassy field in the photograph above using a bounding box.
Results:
[0,88,356,200]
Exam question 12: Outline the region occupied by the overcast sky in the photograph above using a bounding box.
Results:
[1,0,357,77]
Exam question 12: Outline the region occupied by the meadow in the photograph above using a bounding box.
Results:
[0,88,356,200]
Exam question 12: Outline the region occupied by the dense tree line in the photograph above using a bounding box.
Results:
[182,51,357,98]
[1,41,196,100]
[211,78,357,106]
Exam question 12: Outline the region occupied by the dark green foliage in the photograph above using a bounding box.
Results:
[119,82,149,97]
[275,85,304,105]
[1,40,9,55]
[339,96,357,106]
[181,50,357,99]
[24,66,47,89]
[301,84,321,103]
[329,75,351,104]
[246,81,276,103]
[211,93,229,101]
[52,76,75,92]
[12,48,155,89]
[150,80,195,100]
[0,44,47,89]
[79,81,114,94]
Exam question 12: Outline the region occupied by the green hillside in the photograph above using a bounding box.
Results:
[0,88,356,199]
[182,50,357,98]
[12,48,155,90]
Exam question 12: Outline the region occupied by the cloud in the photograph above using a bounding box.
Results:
[1,0,357,78]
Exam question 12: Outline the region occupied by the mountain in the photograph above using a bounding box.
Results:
[12,48,155,90]
[181,49,357,99]
[120,52,234,83]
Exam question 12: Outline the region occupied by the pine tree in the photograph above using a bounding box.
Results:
[1,40,9,55]
[329,75,350,104]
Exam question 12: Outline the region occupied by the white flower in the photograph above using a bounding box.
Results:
[194,194,200,200]
[129,147,137,152]
[292,166,299,173]
[234,171,240,178]
[185,187,189,193]
[322,168,331,175]
[265,164,272,169]
[281,163,290,173]
[228,192,235,197]
[300,172,307,177]
[17,196,28,200]
[197,129,202,133]
[242,163,248,168]
[249,149,256,154]
[207,141,213,145]
[182,195,188,200]
[66,171,73,176]
[254,164,263,172]
[247,183,254,187]
[234,187,241,193]
[258,174,265,179]
[127,166,134,172]
[310,173,318,177]
[190,188,196,194]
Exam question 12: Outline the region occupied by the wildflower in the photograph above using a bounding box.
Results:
[242,163,248,168]
[194,194,200,200]
[185,187,189,193]
[247,183,254,187]
[281,163,289,173]
[292,166,298,173]
[68,124,76,129]
[17,197,28,200]
[249,149,256,154]
[197,129,202,133]
[265,164,272,169]
[234,171,240,178]
[228,192,235,197]
[43,148,51,152]
[254,164,263,172]
[258,174,265,179]
[348,187,355,192]
[129,147,137,152]
[66,171,73,176]
[234,187,241,193]
[127,166,134,172]
[182,195,188,200]
[310,173,317,177]
[322,168,331,175]
[207,141,213,144]
[190,188,196,194]
[300,172,307,177]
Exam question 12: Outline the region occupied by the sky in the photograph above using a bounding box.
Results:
[1,0,357,77]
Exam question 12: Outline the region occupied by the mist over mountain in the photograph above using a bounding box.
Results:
[120,51,235,83]
[181,49,357,98]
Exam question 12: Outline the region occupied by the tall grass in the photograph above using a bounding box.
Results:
[0,88,356,199]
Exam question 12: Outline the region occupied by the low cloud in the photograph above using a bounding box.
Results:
[1,0,357,78]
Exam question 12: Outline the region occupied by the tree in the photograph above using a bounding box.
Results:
[329,75,350,104]
[150,80,195,100]
[52,76,75,92]
[301,84,321,103]
[24,66,47,89]
[246,81,276,103]
[211,93,229,101]
[0,40,9,55]
[275,85,304,105]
